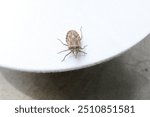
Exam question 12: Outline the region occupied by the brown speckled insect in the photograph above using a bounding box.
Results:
[58,27,87,62]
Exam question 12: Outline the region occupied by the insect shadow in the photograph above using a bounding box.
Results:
[58,27,87,62]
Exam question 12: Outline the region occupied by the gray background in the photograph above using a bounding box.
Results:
[0,34,150,100]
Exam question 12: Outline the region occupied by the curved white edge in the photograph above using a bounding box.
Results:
[0,33,149,73]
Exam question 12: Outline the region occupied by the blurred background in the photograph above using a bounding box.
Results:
[0,34,150,100]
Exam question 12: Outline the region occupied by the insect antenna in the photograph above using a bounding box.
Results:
[61,51,72,62]
[57,39,68,46]
[79,50,87,54]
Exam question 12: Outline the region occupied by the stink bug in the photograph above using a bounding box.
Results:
[58,27,87,62]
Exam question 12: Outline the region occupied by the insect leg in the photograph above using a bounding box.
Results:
[80,26,83,40]
[58,49,69,54]
[80,45,87,49]
[57,39,68,46]
[79,50,87,54]
[61,51,72,62]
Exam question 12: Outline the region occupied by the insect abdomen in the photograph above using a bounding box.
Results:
[66,30,81,48]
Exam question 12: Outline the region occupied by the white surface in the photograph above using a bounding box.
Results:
[0,0,150,72]
[1,35,150,100]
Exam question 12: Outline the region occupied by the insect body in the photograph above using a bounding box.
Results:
[58,27,87,62]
